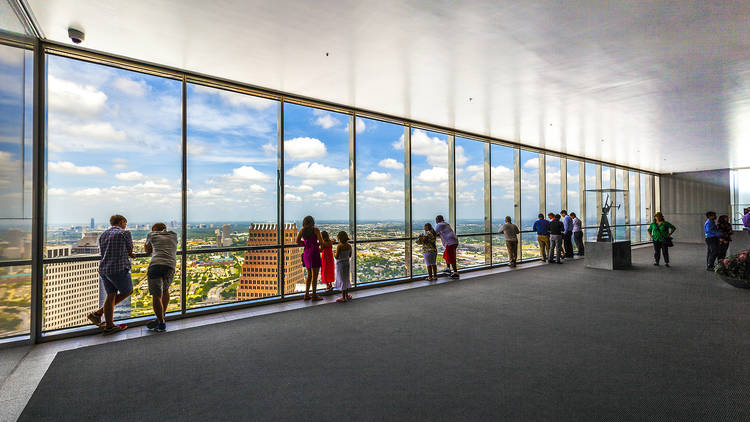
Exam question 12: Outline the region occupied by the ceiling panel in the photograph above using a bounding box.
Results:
[27,0,750,172]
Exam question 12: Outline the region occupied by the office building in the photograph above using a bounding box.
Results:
[238,223,302,299]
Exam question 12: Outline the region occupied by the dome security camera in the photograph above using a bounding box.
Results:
[68,27,85,44]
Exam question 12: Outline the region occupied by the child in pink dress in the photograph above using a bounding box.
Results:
[320,231,335,292]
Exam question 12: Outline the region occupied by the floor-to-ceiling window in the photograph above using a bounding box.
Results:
[491,144,515,264]
[584,162,598,241]
[455,137,487,268]
[546,155,561,215]
[0,43,32,339]
[355,117,406,283]
[282,102,350,293]
[731,169,750,228]
[629,171,638,241]
[567,159,581,222]
[44,55,182,331]
[520,150,540,259]
[614,169,626,240]
[410,128,450,274]
[186,83,280,307]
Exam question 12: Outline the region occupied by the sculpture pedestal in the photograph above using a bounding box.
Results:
[585,240,632,270]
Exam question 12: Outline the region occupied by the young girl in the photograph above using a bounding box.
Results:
[320,231,335,292]
[295,215,324,300]
[417,223,438,280]
[334,231,352,302]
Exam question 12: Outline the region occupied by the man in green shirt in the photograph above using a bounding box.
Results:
[648,212,676,267]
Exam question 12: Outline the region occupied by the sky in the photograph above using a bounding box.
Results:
[37,53,653,235]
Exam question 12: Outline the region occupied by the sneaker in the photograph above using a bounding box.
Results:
[653,262,659,266]
[102,324,127,336]
[154,323,166,332]
[440,268,452,274]
[86,312,102,327]
[450,272,460,279]
[665,263,670,267]
[146,319,158,330]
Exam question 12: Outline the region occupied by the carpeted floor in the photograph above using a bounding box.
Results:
[20,244,750,421]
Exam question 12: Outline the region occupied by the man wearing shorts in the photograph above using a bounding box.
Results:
[145,222,178,332]
[87,214,135,335]
[435,215,459,279]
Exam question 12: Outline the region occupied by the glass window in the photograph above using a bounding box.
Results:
[355,117,406,283]
[283,102,350,292]
[187,84,279,248]
[0,45,32,262]
[455,137,486,268]
[0,265,30,338]
[585,162,598,241]
[520,150,540,258]
[44,55,183,329]
[732,169,750,227]
[491,144,515,264]
[0,0,31,35]
[545,155,561,215]
[629,171,638,241]
[566,159,581,221]
[614,169,626,240]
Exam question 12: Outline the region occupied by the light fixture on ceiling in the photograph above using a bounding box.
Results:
[68,27,85,44]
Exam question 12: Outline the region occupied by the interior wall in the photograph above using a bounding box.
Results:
[659,170,731,244]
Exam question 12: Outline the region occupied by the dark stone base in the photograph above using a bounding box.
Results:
[585,240,632,270]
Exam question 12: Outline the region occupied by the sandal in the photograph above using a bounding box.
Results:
[336,298,346,303]
[347,294,352,300]
[311,295,323,301]
[87,312,102,326]
[303,295,311,300]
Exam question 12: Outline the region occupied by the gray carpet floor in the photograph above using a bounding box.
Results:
[20,243,750,421]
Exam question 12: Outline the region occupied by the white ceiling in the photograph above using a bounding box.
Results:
[27,0,750,173]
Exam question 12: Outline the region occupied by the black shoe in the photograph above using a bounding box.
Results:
[556,261,563,264]
[653,262,659,266]
[146,319,158,330]
[450,272,460,279]
[665,263,670,267]
[440,268,452,274]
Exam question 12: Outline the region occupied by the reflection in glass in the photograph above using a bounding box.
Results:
[585,162,598,240]
[0,45,32,261]
[521,232,540,260]
[0,265,30,337]
[356,241,407,283]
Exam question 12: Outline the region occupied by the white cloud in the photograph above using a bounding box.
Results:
[65,122,126,142]
[524,158,539,169]
[466,165,483,173]
[192,84,276,110]
[285,193,302,202]
[115,171,144,181]
[392,129,467,167]
[311,192,327,199]
[346,117,367,133]
[312,110,340,129]
[302,179,325,186]
[112,158,128,170]
[48,161,106,176]
[48,188,67,196]
[362,186,403,202]
[262,143,276,155]
[227,165,272,182]
[417,167,448,183]
[72,187,104,197]
[378,158,403,170]
[284,137,327,160]
[286,184,314,192]
[336,180,349,187]
[113,77,148,97]
[47,76,108,117]
[287,162,348,180]
[366,171,391,182]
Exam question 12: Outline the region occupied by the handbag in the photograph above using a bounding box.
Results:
[665,236,674,248]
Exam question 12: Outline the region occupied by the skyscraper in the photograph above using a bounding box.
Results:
[238,223,302,300]
[43,245,99,331]
[90,218,95,230]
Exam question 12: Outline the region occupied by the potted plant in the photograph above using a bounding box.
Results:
[715,248,750,288]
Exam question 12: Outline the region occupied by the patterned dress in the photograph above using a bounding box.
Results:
[335,248,352,290]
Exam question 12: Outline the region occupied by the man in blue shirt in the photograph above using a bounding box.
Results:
[561,210,574,258]
[705,211,720,271]
[532,213,550,262]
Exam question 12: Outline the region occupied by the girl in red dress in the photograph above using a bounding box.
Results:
[320,231,335,292]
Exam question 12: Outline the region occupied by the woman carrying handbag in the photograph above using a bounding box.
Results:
[647,212,677,267]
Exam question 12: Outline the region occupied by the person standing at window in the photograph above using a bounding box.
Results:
[87,214,135,335]
[717,215,733,260]
[145,222,178,332]
[548,214,564,264]
[743,207,750,238]
[570,212,584,256]
[561,210,574,258]
[647,212,676,267]
[705,211,720,271]
[500,216,521,267]
[296,215,324,300]
[435,215,460,278]
[532,213,550,262]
